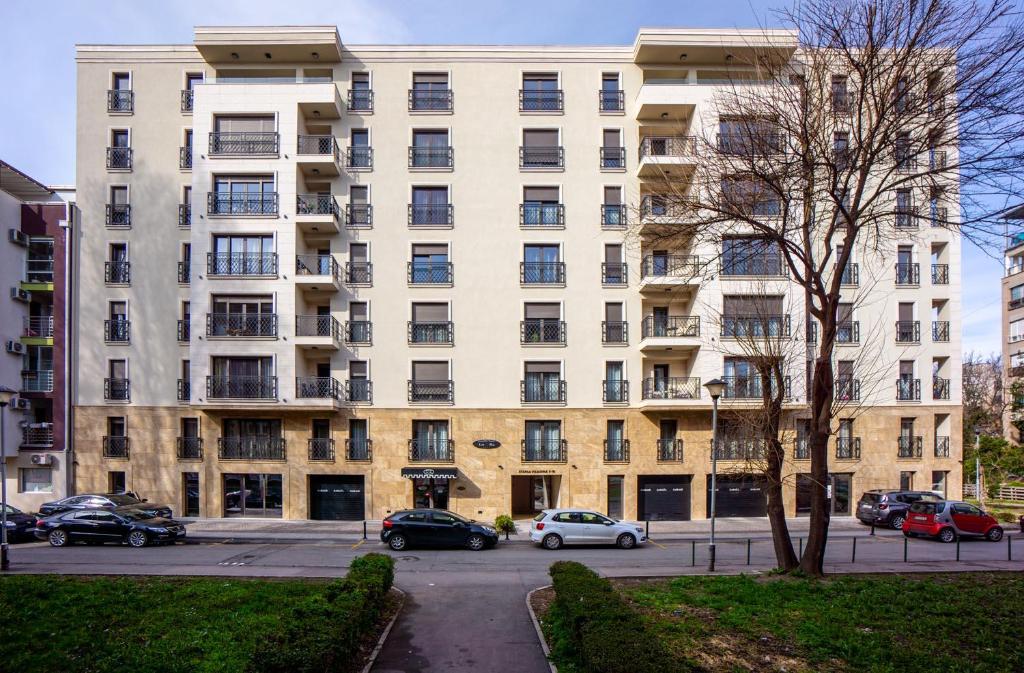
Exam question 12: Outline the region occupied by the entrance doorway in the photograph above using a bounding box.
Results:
[412,478,449,509]
[183,472,199,517]
[511,475,561,516]
[638,475,691,520]
[706,474,767,518]
[607,475,624,520]
[310,475,365,520]
[795,473,854,516]
[223,473,283,517]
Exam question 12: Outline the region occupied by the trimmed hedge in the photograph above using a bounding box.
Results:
[547,561,696,673]
[247,553,395,673]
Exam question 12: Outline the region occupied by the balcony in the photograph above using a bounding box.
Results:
[837,321,860,344]
[105,204,131,227]
[600,147,626,170]
[104,377,130,402]
[832,90,855,114]
[177,437,203,460]
[409,89,453,112]
[835,377,861,402]
[929,150,947,171]
[295,255,341,292]
[104,319,130,343]
[657,438,684,462]
[714,439,768,461]
[345,380,373,404]
[601,262,627,286]
[897,436,923,458]
[720,258,788,278]
[179,146,192,170]
[409,203,454,227]
[308,438,336,462]
[178,261,190,284]
[207,192,279,217]
[21,370,53,393]
[106,147,132,170]
[345,321,372,346]
[520,204,564,228]
[794,439,809,460]
[102,436,130,459]
[641,316,700,339]
[206,376,278,400]
[296,315,341,349]
[895,320,920,343]
[895,262,920,285]
[932,264,949,285]
[896,378,921,402]
[723,376,791,400]
[521,319,566,345]
[206,313,277,338]
[104,261,130,285]
[107,90,133,113]
[346,203,373,228]
[408,380,454,404]
[933,377,951,400]
[640,255,704,291]
[934,436,950,458]
[930,206,948,228]
[346,146,373,170]
[409,146,454,169]
[207,253,278,277]
[520,261,565,286]
[180,89,194,113]
[720,315,792,339]
[25,258,53,284]
[346,438,373,461]
[409,438,455,462]
[836,437,861,460]
[642,377,701,401]
[21,424,54,448]
[839,263,859,286]
[521,379,566,404]
[408,262,452,285]
[23,316,53,338]
[603,439,630,463]
[296,193,340,225]
[177,379,190,402]
[932,321,950,342]
[599,90,624,112]
[638,135,696,178]
[408,322,454,345]
[347,89,373,112]
[602,380,629,404]
[522,438,567,462]
[640,195,691,222]
[208,131,279,156]
[519,146,564,169]
[717,133,786,155]
[296,376,341,400]
[297,135,341,176]
[179,203,191,227]
[218,436,286,460]
[345,261,372,286]
[895,206,918,228]
[601,204,626,229]
[601,321,628,345]
[519,89,563,112]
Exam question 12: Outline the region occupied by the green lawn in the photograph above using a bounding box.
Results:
[619,573,1024,673]
[0,575,380,673]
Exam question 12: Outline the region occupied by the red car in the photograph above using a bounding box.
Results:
[903,500,1004,543]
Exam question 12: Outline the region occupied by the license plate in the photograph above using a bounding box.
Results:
[913,516,926,521]
[860,503,872,509]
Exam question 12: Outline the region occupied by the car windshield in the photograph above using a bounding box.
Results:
[3,505,21,515]
[118,509,159,522]
[533,512,547,522]
[106,494,142,506]
[861,493,882,503]
[435,510,468,524]
[910,502,937,514]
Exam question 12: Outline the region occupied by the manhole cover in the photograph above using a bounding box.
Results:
[396,555,420,562]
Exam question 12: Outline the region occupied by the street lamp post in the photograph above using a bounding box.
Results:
[704,378,726,572]
[0,385,18,571]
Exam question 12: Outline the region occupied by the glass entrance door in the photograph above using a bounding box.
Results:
[412,478,449,509]
[223,473,282,517]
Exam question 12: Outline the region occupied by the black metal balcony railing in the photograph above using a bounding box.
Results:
[929,150,947,171]
[177,319,190,343]
[832,90,854,114]
[933,377,951,400]
[642,377,701,401]
[520,146,565,169]
[296,254,340,280]
[179,146,192,169]
[346,380,373,404]
[836,437,862,459]
[714,439,768,461]
[107,90,133,113]
[408,380,455,404]
[176,437,203,460]
[721,315,792,338]
[178,203,191,227]
[207,192,278,217]
[639,135,697,158]
[932,321,950,342]
[178,261,190,284]
[897,436,923,458]
[602,380,629,403]
[346,146,373,169]
[104,378,130,402]
[296,315,340,340]
[106,147,132,170]
[895,153,919,174]
[102,436,130,459]
[520,261,565,285]
[408,438,455,462]
[346,261,373,285]
[520,89,564,112]
[180,89,194,113]
[930,206,948,228]
[896,378,921,401]
[723,375,791,400]
[348,89,374,112]
[895,263,920,285]
[104,319,130,343]
[206,376,278,400]
[522,438,567,462]
[839,263,859,286]
[932,264,949,284]
[177,378,190,402]
[599,90,624,112]
[641,316,700,339]
[296,376,340,400]
[895,205,918,228]
[207,252,278,277]
[104,261,130,285]
[520,204,564,227]
[521,319,566,345]
[296,194,339,218]
[934,436,950,458]
[345,203,373,228]
[717,132,786,155]
[297,135,339,159]
[409,203,454,226]
[206,314,278,338]
[218,436,286,460]
[836,321,860,344]
[409,88,453,111]
[408,321,454,345]
[601,321,628,344]
[521,379,566,404]
[835,377,861,402]
[409,146,454,169]
[601,204,626,228]
[640,195,691,220]
[794,439,810,460]
[720,257,788,277]
[600,147,626,169]
[601,262,627,286]
[407,262,452,285]
[641,255,704,279]
[603,439,630,463]
[657,438,684,462]
[895,320,920,343]
[346,438,373,461]
[308,438,336,462]
[105,204,131,227]
[208,131,279,155]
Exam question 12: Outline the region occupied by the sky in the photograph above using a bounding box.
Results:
[0,0,1007,356]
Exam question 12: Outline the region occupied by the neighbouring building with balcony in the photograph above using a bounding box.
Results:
[0,161,73,510]
[1002,204,1024,442]
[72,26,962,521]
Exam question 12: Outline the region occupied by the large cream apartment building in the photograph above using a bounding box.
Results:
[73,26,962,521]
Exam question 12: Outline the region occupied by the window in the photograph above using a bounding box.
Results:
[106,243,129,285]
[410,73,451,111]
[604,361,626,402]
[895,132,912,171]
[108,471,126,493]
[718,117,782,154]
[600,73,623,112]
[106,359,129,401]
[411,420,450,458]
[523,362,563,403]
[410,244,450,284]
[605,420,626,461]
[521,73,561,111]
[349,72,373,111]
[410,303,451,344]
[410,130,452,168]
[721,295,787,337]
[831,75,850,111]
[522,186,562,226]
[721,176,779,217]
[409,363,452,402]
[522,244,562,284]
[1013,285,1024,302]
[347,185,371,227]
[209,234,275,275]
[524,420,563,460]
[209,357,276,399]
[1011,319,1024,343]
[931,471,947,497]
[209,295,275,337]
[348,129,372,168]
[20,467,52,492]
[900,471,914,490]
[603,244,625,285]
[721,237,783,276]
[410,186,451,225]
[348,361,371,403]
[600,129,625,169]
[106,301,129,343]
[602,186,624,228]
[108,73,132,113]
[521,129,562,168]
[106,186,129,226]
[834,131,850,169]
[603,303,626,344]
[210,116,277,155]
[348,418,370,458]
[523,303,562,343]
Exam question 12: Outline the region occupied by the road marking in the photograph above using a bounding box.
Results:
[351,539,365,550]
[648,539,667,550]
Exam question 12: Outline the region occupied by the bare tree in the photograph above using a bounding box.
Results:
[962,351,1005,439]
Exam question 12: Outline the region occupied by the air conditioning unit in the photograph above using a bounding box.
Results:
[13,398,30,411]
[5,340,25,355]
[8,229,28,247]
[30,453,52,465]
[9,287,30,303]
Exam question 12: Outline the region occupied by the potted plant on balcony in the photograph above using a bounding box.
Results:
[494,514,516,541]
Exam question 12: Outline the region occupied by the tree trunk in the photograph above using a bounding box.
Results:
[800,349,834,576]
[763,371,799,571]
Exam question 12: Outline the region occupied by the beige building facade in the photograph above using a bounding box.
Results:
[73,26,962,521]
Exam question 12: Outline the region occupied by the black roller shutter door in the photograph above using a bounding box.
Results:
[637,475,691,521]
[706,474,767,518]
[310,476,365,520]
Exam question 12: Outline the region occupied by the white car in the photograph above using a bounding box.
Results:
[530,509,647,549]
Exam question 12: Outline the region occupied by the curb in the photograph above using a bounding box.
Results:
[525,585,558,673]
[360,586,406,673]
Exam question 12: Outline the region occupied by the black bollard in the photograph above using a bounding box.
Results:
[746,538,751,565]
[363,520,367,540]
[903,535,908,563]
[691,539,696,567]
[956,534,960,562]
[852,537,857,564]
[646,520,650,539]
[1009,534,1013,562]
[799,536,803,557]
[870,522,875,536]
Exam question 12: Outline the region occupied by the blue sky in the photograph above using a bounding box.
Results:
[0,0,1005,355]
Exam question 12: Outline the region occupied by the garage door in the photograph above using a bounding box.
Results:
[309,476,365,520]
[637,475,691,521]
[706,475,767,518]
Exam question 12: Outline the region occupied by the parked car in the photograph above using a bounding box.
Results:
[530,509,647,550]
[856,490,942,530]
[2,504,38,541]
[37,493,172,518]
[35,507,186,547]
[903,500,1004,543]
[380,509,498,551]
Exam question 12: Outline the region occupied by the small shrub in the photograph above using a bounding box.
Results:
[494,514,516,539]
[994,510,1017,523]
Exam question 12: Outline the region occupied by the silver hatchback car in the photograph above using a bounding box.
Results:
[530,509,647,549]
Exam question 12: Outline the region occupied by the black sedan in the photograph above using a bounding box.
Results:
[381,509,499,551]
[2,504,38,541]
[35,507,186,547]
[38,493,172,518]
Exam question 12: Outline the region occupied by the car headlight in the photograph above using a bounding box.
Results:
[3,521,15,528]
[149,527,168,533]
[482,526,496,534]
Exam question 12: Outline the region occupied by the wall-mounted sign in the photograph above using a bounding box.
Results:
[473,439,501,449]
[517,469,557,475]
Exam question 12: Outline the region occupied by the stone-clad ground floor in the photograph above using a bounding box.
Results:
[72,405,963,521]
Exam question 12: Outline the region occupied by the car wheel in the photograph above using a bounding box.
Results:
[938,527,956,543]
[890,515,906,530]
[466,534,486,551]
[127,531,148,548]
[616,533,637,550]
[986,526,1004,542]
[542,534,563,550]
[387,534,408,551]
[47,529,67,547]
